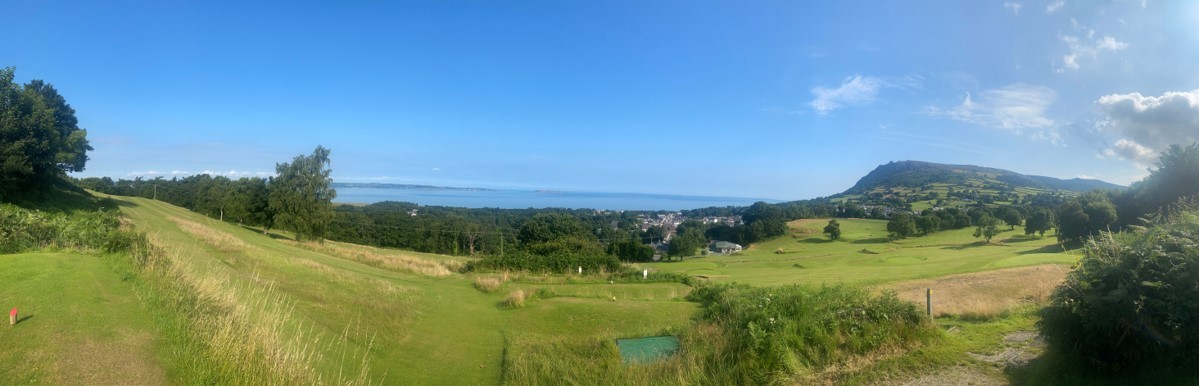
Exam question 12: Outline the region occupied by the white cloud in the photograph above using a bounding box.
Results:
[926,84,1057,135]
[431,167,442,172]
[809,74,924,115]
[1046,0,1065,14]
[810,75,885,115]
[1055,22,1128,72]
[1003,1,1023,14]
[1094,89,1199,165]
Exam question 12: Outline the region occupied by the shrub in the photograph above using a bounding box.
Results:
[687,283,932,384]
[1040,204,1199,371]
[503,290,528,308]
[473,273,508,293]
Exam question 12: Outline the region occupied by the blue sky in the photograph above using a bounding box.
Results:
[8,1,1199,200]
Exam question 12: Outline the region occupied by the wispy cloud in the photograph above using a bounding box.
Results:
[1094,89,1199,166]
[925,84,1057,138]
[1055,20,1128,72]
[1003,1,1023,15]
[809,74,923,115]
[1045,0,1065,14]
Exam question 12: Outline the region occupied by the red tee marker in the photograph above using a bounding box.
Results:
[8,308,14,317]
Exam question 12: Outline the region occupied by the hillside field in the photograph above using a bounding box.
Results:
[0,195,1080,384]
[644,218,1076,286]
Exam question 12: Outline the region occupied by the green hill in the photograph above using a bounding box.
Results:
[846,160,1123,195]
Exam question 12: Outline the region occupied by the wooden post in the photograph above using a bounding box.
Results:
[9,308,16,326]
[926,288,932,318]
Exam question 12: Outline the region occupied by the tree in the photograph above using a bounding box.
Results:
[886,213,917,239]
[1024,208,1054,237]
[1057,192,1118,243]
[973,215,1000,243]
[0,68,92,199]
[741,201,787,243]
[269,146,336,242]
[916,214,941,235]
[1133,143,1199,216]
[997,206,1023,230]
[823,219,841,240]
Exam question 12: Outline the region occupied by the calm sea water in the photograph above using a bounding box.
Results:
[333,187,777,211]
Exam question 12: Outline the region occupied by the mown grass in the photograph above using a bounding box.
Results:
[646,218,1075,286]
[0,253,167,384]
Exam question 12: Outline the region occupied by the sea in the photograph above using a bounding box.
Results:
[333,186,779,211]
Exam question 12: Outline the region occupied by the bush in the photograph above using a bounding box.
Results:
[1039,205,1199,371]
[0,204,146,254]
[686,283,932,384]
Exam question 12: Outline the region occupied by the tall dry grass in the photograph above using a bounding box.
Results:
[137,227,376,384]
[473,272,509,293]
[878,264,1069,319]
[285,240,458,277]
[502,290,528,308]
[169,217,248,253]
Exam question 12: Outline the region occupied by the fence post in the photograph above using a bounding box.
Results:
[926,288,932,318]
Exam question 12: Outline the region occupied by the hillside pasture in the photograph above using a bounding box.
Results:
[645,218,1075,286]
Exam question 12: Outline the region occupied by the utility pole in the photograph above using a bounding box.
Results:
[153,185,157,200]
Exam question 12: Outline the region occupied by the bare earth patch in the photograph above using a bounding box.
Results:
[49,331,167,385]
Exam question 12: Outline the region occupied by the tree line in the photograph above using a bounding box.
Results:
[79,146,337,241]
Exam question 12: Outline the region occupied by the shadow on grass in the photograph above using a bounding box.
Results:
[235,224,295,241]
[110,197,139,208]
[1004,347,1199,386]
[1015,243,1080,255]
[850,237,891,244]
[942,241,988,250]
[14,314,33,325]
[999,235,1042,243]
[800,238,833,244]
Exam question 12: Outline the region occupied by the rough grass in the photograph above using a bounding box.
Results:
[503,290,529,308]
[473,272,508,293]
[285,240,457,277]
[877,264,1069,319]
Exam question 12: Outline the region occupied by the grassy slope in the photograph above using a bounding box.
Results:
[644,218,1076,286]
[112,195,696,384]
[0,253,167,384]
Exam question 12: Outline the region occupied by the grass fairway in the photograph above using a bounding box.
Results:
[107,195,697,384]
[0,253,166,384]
[645,218,1077,286]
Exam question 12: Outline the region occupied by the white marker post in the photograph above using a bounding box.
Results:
[578,266,582,275]
[643,269,648,280]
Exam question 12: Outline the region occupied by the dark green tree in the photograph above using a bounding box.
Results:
[1132,143,1199,218]
[915,213,941,235]
[1024,208,1055,237]
[268,146,336,241]
[886,212,917,239]
[0,68,92,199]
[972,215,1001,243]
[823,219,841,240]
[997,206,1023,230]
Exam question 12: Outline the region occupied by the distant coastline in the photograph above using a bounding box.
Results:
[332,182,496,192]
[331,184,779,211]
